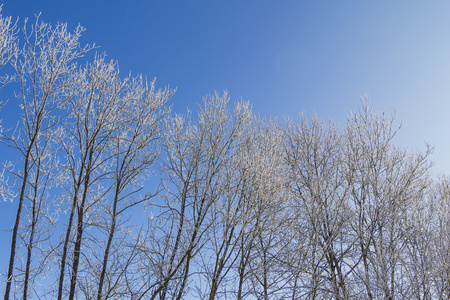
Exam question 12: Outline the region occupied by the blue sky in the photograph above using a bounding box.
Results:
[1,0,450,293]
[1,1,449,169]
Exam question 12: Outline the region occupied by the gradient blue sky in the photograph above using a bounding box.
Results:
[1,1,450,171]
[1,0,450,290]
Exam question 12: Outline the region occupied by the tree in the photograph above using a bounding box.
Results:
[135,92,251,299]
[2,17,92,300]
[284,114,354,299]
[428,177,450,299]
[343,102,431,299]
[94,77,171,300]
[194,103,252,300]
[52,56,171,300]
[405,177,450,299]
[196,117,287,300]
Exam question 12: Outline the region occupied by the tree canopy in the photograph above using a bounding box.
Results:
[0,9,448,300]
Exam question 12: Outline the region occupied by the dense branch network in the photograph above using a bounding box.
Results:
[0,10,449,300]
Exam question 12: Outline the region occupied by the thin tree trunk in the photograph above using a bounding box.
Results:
[4,150,31,300]
[23,201,36,300]
[97,186,120,300]
[57,164,84,300]
[176,249,193,300]
[23,158,41,300]
[68,169,91,300]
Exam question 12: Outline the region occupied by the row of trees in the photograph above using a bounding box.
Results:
[1,10,449,300]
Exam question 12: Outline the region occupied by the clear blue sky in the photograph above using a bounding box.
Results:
[1,0,450,291]
[1,1,450,170]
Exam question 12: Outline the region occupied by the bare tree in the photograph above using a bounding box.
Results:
[94,77,171,300]
[2,17,91,300]
[343,102,432,299]
[195,105,253,300]
[405,176,450,299]
[284,114,354,300]
[53,56,168,300]
[429,177,450,299]
[226,119,287,300]
[402,183,435,299]
[135,92,251,299]
[193,116,287,300]
[19,126,64,300]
